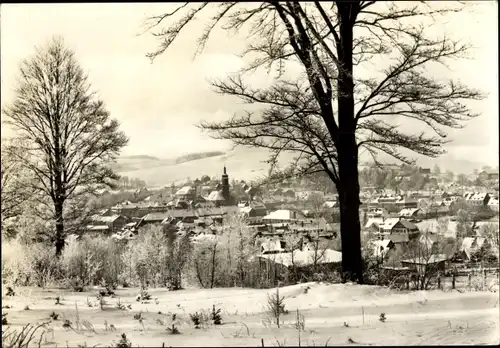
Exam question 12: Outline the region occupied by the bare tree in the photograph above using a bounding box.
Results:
[144,2,484,283]
[402,231,450,290]
[3,37,128,256]
[283,232,302,282]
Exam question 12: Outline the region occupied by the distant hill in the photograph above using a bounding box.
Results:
[114,150,270,185]
[120,155,160,161]
[114,148,295,187]
[175,151,225,164]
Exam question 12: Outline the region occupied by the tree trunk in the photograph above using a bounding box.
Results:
[54,200,65,257]
[337,166,363,284]
[210,243,217,289]
[336,3,363,284]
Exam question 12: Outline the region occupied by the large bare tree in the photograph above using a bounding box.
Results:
[3,37,128,256]
[144,2,484,283]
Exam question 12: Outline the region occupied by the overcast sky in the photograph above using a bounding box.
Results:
[1,2,498,167]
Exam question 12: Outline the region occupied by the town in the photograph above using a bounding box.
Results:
[70,162,499,287]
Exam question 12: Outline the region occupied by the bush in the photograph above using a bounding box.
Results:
[210,305,222,325]
[190,312,202,329]
[166,323,180,335]
[27,244,62,288]
[2,240,64,288]
[62,236,126,287]
[120,225,192,288]
[1,239,32,287]
[116,333,132,348]
[189,310,211,329]
[267,288,287,328]
[120,226,170,287]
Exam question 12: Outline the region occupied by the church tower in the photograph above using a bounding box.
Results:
[221,165,230,201]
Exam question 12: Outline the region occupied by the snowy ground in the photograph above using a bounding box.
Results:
[2,282,499,347]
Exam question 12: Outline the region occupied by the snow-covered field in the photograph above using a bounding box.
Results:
[2,282,499,347]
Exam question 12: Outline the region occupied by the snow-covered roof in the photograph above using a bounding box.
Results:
[365,217,384,229]
[259,249,342,267]
[378,218,401,230]
[465,192,489,201]
[260,238,283,253]
[488,197,499,205]
[263,209,302,221]
[91,214,123,223]
[176,186,194,196]
[240,206,253,214]
[401,254,448,265]
[370,240,393,257]
[461,237,475,251]
[87,225,110,231]
[323,200,338,208]
[206,190,225,201]
[399,208,421,217]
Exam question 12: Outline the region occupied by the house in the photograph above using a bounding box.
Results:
[464,192,490,206]
[423,201,450,218]
[259,237,285,254]
[89,214,128,233]
[401,254,448,274]
[205,190,227,207]
[98,208,114,216]
[262,209,306,223]
[137,212,171,227]
[323,200,338,209]
[378,217,419,234]
[364,217,384,232]
[175,186,196,201]
[487,196,499,212]
[289,217,336,236]
[86,225,111,235]
[367,208,389,219]
[418,232,439,250]
[111,230,136,241]
[394,196,418,209]
[398,208,425,219]
[369,239,395,260]
[385,233,410,244]
[376,217,419,244]
[459,236,491,261]
[442,196,459,206]
[239,202,268,218]
[170,198,190,210]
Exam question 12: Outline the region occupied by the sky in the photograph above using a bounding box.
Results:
[1,2,498,168]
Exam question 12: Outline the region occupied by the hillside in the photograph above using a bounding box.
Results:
[115,148,296,186]
[3,282,498,347]
[113,151,239,180]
